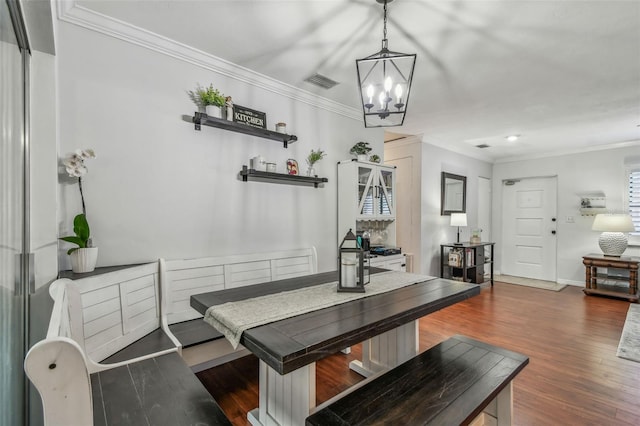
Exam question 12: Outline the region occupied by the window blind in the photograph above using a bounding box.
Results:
[630,168,640,234]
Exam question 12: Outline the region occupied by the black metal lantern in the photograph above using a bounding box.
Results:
[338,229,370,293]
[356,0,416,128]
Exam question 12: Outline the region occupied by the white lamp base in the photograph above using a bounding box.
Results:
[598,232,628,257]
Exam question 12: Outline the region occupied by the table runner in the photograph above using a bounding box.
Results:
[204,270,436,349]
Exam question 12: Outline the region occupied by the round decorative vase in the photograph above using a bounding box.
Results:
[205,105,222,119]
[307,167,316,177]
[357,154,368,162]
[70,247,99,273]
[598,232,628,257]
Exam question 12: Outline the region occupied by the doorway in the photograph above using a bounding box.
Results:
[501,177,557,281]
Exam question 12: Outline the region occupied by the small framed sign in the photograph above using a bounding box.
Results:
[233,105,266,129]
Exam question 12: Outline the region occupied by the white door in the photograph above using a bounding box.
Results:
[501,177,557,281]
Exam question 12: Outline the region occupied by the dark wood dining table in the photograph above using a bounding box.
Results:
[191,270,480,426]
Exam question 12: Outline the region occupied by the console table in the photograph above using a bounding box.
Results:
[582,253,639,302]
[440,242,495,286]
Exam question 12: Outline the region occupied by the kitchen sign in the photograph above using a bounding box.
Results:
[233,105,266,129]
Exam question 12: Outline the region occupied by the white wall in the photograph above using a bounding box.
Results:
[492,143,640,285]
[420,143,493,276]
[55,21,382,273]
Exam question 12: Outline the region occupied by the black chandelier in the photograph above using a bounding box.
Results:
[356,0,416,128]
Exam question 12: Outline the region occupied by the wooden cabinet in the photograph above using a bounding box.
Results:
[440,242,494,285]
[338,160,397,247]
[582,253,639,302]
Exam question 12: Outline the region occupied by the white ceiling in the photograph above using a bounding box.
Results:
[76,0,640,162]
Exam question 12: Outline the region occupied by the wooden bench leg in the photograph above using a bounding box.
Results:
[349,320,418,377]
[474,381,513,426]
[248,360,315,426]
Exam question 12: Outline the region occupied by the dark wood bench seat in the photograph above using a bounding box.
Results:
[306,334,529,426]
[91,352,231,426]
[169,318,224,348]
[101,328,177,364]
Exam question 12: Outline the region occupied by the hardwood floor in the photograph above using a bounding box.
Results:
[196,282,640,425]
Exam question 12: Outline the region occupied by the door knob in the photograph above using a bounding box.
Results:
[551,218,557,222]
[551,230,556,235]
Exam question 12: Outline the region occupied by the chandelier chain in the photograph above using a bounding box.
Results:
[383,0,388,42]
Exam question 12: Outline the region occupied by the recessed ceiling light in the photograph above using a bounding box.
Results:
[506,135,520,142]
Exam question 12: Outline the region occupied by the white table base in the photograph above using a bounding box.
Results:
[349,320,418,377]
[248,360,316,426]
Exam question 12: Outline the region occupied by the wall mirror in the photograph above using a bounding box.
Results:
[441,172,467,215]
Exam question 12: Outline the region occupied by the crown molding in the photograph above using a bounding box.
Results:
[56,1,361,121]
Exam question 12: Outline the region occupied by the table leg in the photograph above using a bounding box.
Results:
[349,320,418,377]
[584,262,591,289]
[248,361,315,426]
[630,267,637,295]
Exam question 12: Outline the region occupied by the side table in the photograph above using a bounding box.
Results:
[582,253,639,302]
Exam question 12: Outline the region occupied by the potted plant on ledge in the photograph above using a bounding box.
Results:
[350,141,372,162]
[189,83,226,119]
[306,148,326,176]
[60,149,98,273]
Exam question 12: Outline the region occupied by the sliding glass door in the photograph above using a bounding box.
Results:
[0,1,29,424]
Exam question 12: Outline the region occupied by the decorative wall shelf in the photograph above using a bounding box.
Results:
[579,194,606,216]
[192,112,297,148]
[240,166,328,188]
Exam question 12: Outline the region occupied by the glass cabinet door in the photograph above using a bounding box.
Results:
[377,168,395,217]
[357,166,375,217]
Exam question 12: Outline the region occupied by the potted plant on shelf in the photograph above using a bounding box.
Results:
[60,148,98,273]
[306,148,326,176]
[350,141,372,162]
[188,84,226,119]
[369,154,381,163]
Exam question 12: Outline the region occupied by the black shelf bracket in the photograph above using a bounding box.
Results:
[240,166,328,188]
[192,112,298,148]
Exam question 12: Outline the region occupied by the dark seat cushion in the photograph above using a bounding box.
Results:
[306,334,529,426]
[91,352,231,426]
[169,318,223,348]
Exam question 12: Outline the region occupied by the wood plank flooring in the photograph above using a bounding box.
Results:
[196,282,640,425]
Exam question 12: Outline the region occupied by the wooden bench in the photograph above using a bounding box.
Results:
[24,263,230,425]
[306,335,529,426]
[160,247,317,371]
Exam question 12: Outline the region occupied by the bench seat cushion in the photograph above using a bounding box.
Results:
[306,334,528,426]
[91,352,231,426]
[100,328,177,364]
[169,319,223,348]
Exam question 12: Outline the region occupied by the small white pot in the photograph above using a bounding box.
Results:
[205,105,222,119]
[357,154,368,162]
[70,247,99,273]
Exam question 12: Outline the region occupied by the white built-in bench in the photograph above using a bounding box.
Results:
[25,248,317,425]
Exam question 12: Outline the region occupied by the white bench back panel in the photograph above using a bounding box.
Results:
[162,248,317,325]
[67,263,161,363]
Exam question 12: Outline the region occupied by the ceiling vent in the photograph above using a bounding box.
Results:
[476,144,490,149]
[304,73,339,90]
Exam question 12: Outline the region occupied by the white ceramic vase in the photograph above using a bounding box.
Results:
[357,154,368,162]
[70,247,99,273]
[205,105,222,119]
[307,167,316,177]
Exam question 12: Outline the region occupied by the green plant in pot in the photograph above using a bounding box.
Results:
[188,83,226,118]
[350,141,372,161]
[306,148,326,176]
[60,149,99,273]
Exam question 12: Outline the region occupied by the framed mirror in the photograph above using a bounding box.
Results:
[441,172,466,215]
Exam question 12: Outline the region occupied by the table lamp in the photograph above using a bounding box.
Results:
[450,213,467,245]
[592,213,635,256]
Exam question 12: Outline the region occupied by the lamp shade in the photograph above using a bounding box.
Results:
[592,214,635,232]
[450,213,467,227]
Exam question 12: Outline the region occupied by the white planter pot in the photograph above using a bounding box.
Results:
[205,105,222,119]
[357,154,368,162]
[70,247,99,273]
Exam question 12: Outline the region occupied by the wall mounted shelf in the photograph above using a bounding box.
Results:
[192,112,298,148]
[240,166,328,188]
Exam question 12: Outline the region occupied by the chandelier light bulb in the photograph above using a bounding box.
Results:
[366,84,374,103]
[384,76,392,93]
[378,92,385,109]
[395,84,403,102]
